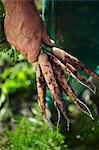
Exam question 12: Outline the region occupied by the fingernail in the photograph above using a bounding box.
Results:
[52,47,57,50]
[50,39,55,44]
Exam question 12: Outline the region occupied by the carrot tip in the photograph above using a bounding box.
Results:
[77,98,94,120]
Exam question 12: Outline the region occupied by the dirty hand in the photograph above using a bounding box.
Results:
[3,0,54,63]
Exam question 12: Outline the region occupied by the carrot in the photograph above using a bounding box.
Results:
[53,65,94,119]
[46,51,93,91]
[66,63,96,94]
[52,47,99,79]
[36,63,46,117]
[38,53,69,121]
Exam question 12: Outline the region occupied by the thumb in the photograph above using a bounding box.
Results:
[42,28,55,47]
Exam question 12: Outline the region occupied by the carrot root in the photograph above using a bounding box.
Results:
[38,53,70,122]
[36,63,46,117]
[53,65,93,119]
[52,47,99,79]
[46,51,93,92]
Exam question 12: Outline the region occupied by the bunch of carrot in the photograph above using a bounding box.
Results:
[36,47,99,123]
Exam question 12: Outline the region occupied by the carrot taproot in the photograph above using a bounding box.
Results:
[46,51,93,91]
[38,53,69,121]
[52,47,99,79]
[66,63,96,94]
[36,63,46,117]
[53,65,94,119]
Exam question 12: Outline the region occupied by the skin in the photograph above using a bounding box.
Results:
[2,0,54,63]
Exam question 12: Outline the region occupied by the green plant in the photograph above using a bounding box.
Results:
[1,112,68,150]
[0,56,36,120]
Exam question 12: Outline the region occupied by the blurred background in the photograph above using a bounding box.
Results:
[0,0,99,149]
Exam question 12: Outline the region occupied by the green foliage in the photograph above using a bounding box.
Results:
[1,63,35,95]
[0,56,36,119]
[0,2,5,16]
[0,111,68,150]
[0,105,99,150]
[0,42,10,52]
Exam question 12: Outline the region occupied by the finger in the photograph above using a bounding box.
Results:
[27,38,41,63]
[42,27,55,47]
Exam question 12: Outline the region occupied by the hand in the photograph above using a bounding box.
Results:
[3,0,54,63]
